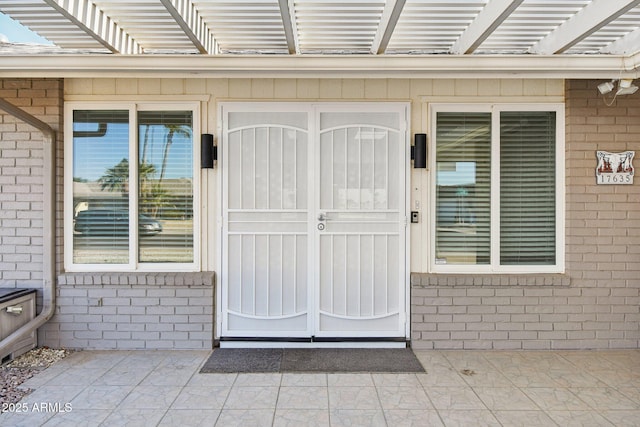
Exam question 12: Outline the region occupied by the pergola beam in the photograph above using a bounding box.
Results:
[42,0,141,54]
[450,0,523,55]
[278,0,298,54]
[371,0,406,54]
[601,28,640,55]
[159,0,215,54]
[529,0,640,54]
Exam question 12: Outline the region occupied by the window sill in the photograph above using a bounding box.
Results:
[411,273,570,287]
[58,272,215,287]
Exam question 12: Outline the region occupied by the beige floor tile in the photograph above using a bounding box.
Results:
[523,387,591,411]
[546,410,615,426]
[0,409,56,427]
[416,368,468,387]
[101,408,167,427]
[547,369,606,388]
[69,385,134,410]
[437,410,501,427]
[281,373,327,387]
[234,373,282,387]
[498,365,562,388]
[383,409,444,427]
[19,385,86,407]
[276,386,328,410]
[139,365,198,386]
[492,410,557,427]
[590,369,640,388]
[619,387,640,404]
[45,368,106,387]
[413,350,457,368]
[473,387,539,411]
[92,364,153,386]
[572,388,640,410]
[41,409,111,427]
[19,366,70,388]
[171,386,231,409]
[426,387,486,410]
[187,373,238,387]
[327,373,374,387]
[600,410,640,427]
[118,385,182,409]
[328,386,381,410]
[372,373,422,387]
[224,386,279,409]
[215,409,274,427]
[273,409,330,427]
[376,386,434,410]
[329,409,386,427]
[159,409,220,427]
[458,369,514,387]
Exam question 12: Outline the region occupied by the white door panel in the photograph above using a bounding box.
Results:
[223,109,311,337]
[221,103,407,340]
[315,110,405,337]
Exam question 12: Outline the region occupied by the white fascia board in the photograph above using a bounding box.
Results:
[42,0,141,54]
[530,0,640,55]
[450,0,524,55]
[160,0,215,54]
[1,54,639,79]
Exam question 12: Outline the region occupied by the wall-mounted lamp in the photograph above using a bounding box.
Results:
[598,79,638,96]
[617,79,639,96]
[598,80,615,95]
[412,133,427,169]
[201,133,217,168]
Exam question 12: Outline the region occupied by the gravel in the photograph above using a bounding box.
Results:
[0,347,73,407]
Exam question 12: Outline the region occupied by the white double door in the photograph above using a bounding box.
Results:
[220,103,408,341]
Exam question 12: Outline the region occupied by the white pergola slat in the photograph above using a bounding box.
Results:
[159,0,215,54]
[41,0,140,54]
[1,0,640,74]
[529,0,640,54]
[450,0,524,55]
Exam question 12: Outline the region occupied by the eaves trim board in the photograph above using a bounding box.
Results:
[0,54,639,79]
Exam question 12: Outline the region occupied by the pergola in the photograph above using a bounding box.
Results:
[1,0,640,78]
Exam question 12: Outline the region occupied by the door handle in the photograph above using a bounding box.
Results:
[317,213,327,221]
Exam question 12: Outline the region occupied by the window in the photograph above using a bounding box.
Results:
[431,104,564,273]
[65,103,199,271]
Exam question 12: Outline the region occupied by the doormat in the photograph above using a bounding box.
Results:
[200,348,425,373]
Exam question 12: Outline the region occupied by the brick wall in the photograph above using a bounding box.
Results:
[38,273,215,349]
[0,79,62,288]
[411,80,640,350]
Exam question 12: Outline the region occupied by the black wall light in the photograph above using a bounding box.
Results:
[201,133,217,168]
[412,133,427,168]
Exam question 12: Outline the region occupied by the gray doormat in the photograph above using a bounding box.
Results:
[200,348,425,373]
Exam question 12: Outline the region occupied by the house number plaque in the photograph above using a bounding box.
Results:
[596,151,635,185]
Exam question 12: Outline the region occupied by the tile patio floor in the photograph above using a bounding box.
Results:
[1,349,639,426]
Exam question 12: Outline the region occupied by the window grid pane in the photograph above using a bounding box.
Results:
[500,111,556,265]
[435,112,491,265]
[72,110,130,264]
[138,111,194,263]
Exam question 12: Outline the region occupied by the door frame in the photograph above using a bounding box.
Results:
[216,101,411,344]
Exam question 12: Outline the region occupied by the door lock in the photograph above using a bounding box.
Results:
[317,223,325,231]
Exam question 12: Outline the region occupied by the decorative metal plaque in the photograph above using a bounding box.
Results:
[596,151,635,185]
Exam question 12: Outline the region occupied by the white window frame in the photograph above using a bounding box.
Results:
[429,103,565,274]
[64,101,201,272]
